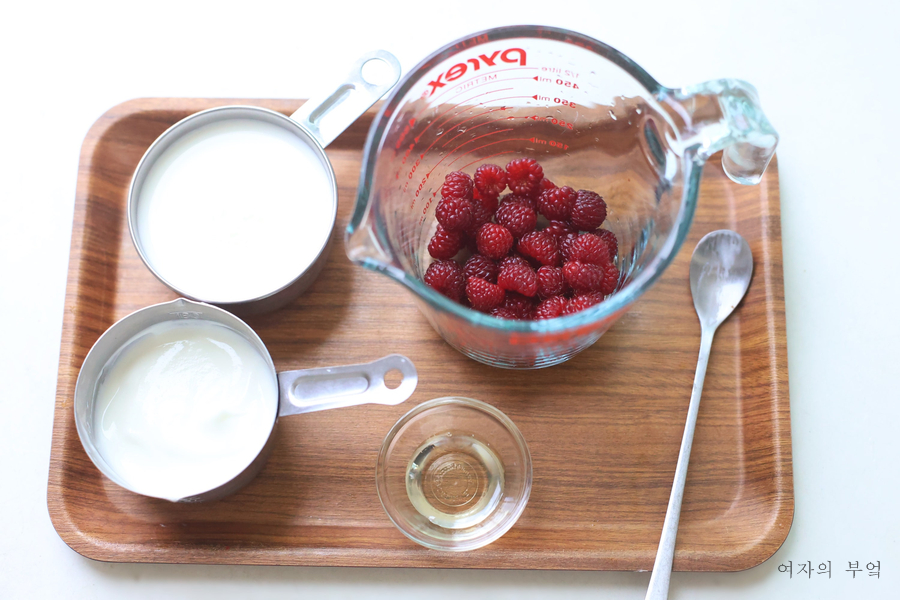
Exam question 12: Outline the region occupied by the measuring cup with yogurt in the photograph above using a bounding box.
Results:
[345,26,778,368]
[74,298,417,502]
[128,51,401,315]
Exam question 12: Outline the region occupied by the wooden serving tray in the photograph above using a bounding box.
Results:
[48,98,792,570]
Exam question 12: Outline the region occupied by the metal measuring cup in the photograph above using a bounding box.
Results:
[74,298,418,502]
[128,51,401,316]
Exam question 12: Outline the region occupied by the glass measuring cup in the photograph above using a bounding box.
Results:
[345,26,778,369]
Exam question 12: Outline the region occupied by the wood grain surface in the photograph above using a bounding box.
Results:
[47,98,792,570]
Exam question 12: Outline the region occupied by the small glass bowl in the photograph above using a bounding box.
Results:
[376,397,532,551]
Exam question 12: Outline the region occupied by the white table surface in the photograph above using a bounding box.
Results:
[2,1,897,598]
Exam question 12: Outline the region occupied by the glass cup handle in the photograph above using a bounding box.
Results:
[290,50,401,148]
[277,354,418,417]
[659,79,779,185]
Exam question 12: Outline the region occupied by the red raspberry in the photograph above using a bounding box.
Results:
[490,306,519,320]
[502,292,536,319]
[563,292,604,315]
[473,164,507,202]
[466,277,505,311]
[497,262,538,297]
[499,253,530,270]
[435,196,473,232]
[543,220,574,239]
[463,254,498,283]
[536,266,566,298]
[539,178,556,193]
[535,296,568,319]
[517,231,560,266]
[563,261,605,293]
[571,190,607,230]
[570,233,611,265]
[558,232,579,261]
[505,158,544,197]
[473,187,498,213]
[424,260,464,301]
[465,199,494,236]
[499,192,536,212]
[599,262,620,295]
[428,224,465,260]
[441,171,473,200]
[475,223,513,259]
[495,201,537,238]
[537,185,577,220]
[596,228,618,262]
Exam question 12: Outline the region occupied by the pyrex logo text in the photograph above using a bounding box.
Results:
[423,48,527,97]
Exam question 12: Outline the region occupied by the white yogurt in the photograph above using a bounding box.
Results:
[92,320,277,501]
[136,117,334,303]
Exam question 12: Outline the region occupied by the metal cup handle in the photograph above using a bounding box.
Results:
[277,354,417,417]
[290,50,401,148]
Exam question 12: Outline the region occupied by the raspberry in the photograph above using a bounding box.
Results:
[599,262,619,295]
[490,306,519,320]
[535,296,567,319]
[497,262,538,297]
[427,224,465,260]
[466,277,505,311]
[563,261,605,293]
[424,260,464,301]
[473,164,507,202]
[571,190,607,230]
[499,253,530,270]
[435,196,473,232]
[502,292,536,319]
[596,228,618,262]
[463,254,498,283]
[499,192,536,212]
[563,292,604,315]
[536,266,566,298]
[537,186,577,220]
[495,201,537,238]
[473,187,498,213]
[558,232,579,261]
[441,171,473,200]
[543,220,574,239]
[505,158,544,197]
[570,233,611,265]
[475,223,514,259]
[539,178,557,193]
[465,199,494,236]
[517,231,560,266]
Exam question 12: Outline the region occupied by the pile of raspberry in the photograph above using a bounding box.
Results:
[423,158,619,320]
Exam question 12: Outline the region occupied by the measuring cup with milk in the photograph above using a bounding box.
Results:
[128,51,401,315]
[74,299,418,502]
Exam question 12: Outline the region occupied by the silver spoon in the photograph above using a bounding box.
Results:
[645,230,754,600]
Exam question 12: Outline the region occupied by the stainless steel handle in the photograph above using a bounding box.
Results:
[277,354,417,417]
[645,327,715,600]
[290,50,401,148]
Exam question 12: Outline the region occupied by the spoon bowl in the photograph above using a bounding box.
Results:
[690,230,754,329]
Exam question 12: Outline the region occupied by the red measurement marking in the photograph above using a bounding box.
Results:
[442,115,533,148]
[439,107,509,147]
[528,137,569,150]
[458,150,516,171]
[421,67,539,112]
[447,137,534,167]
[426,129,512,178]
[414,88,512,145]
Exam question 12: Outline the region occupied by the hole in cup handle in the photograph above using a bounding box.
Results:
[290,50,402,149]
[277,354,418,417]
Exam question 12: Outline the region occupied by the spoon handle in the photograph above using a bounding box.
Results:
[645,328,715,600]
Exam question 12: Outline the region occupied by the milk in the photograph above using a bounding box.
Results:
[136,118,334,302]
[92,320,277,501]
